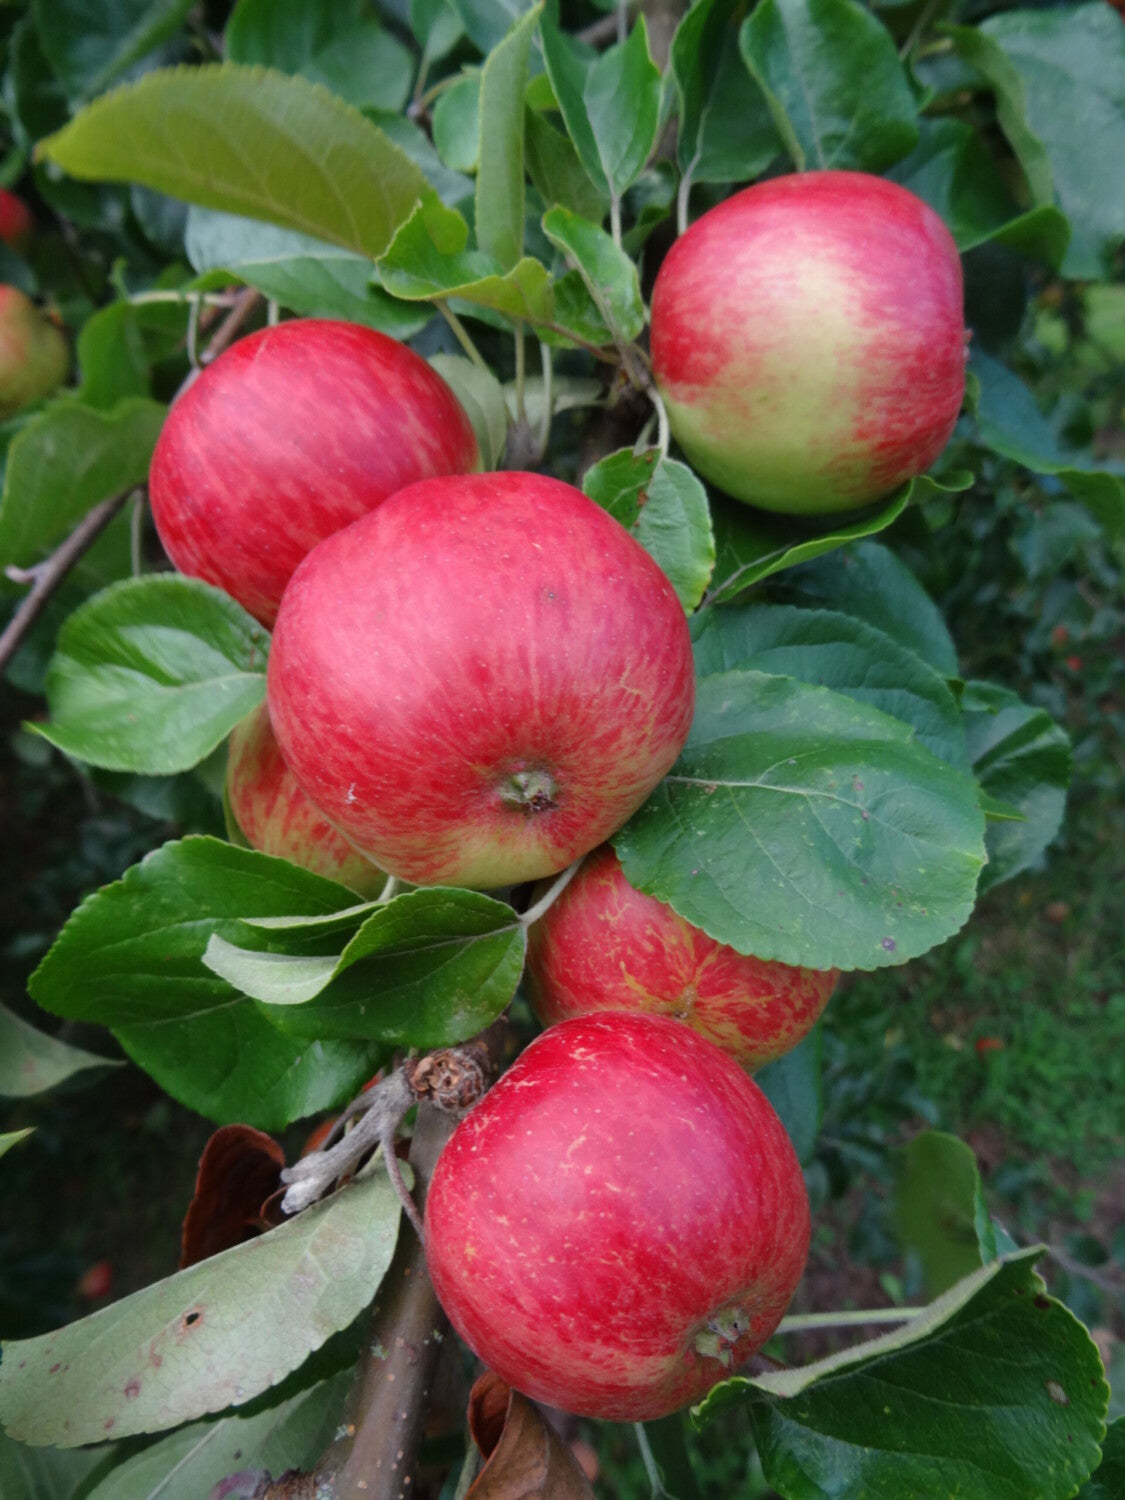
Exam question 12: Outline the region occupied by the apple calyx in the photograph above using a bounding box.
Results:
[499,768,559,815]
[694,1304,753,1368]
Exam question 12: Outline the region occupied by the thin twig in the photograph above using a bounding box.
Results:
[0,489,138,675]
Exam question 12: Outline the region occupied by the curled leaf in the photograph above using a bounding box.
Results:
[466,1371,596,1498]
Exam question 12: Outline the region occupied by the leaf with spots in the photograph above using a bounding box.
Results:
[614,671,985,972]
[695,1248,1109,1500]
[0,1164,405,1447]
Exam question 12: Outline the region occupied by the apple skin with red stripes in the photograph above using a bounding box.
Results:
[526,846,837,1069]
[650,171,966,515]
[225,701,386,898]
[266,472,696,891]
[424,1012,810,1421]
[149,319,480,626]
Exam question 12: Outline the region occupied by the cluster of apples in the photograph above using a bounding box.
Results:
[153,170,966,1421]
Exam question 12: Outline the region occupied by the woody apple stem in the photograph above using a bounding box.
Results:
[519,857,583,928]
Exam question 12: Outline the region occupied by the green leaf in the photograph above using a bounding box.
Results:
[204,887,527,1049]
[638,1414,705,1500]
[38,64,438,261]
[34,576,270,774]
[73,302,152,409]
[888,117,1070,265]
[540,15,662,201]
[0,398,165,570]
[690,603,969,771]
[772,539,960,679]
[525,106,608,221]
[541,205,644,344]
[412,0,464,68]
[450,0,537,56]
[949,5,1125,279]
[1078,1419,1125,1500]
[754,1024,822,1164]
[0,1128,33,1160]
[0,1004,119,1098]
[582,448,715,611]
[706,481,916,604]
[476,5,541,271]
[670,0,781,188]
[185,206,431,339]
[695,1249,1108,1500]
[432,71,481,173]
[82,1373,349,1500]
[378,202,553,323]
[428,353,509,471]
[0,1166,404,1446]
[615,671,986,972]
[962,681,1071,894]
[740,0,918,173]
[970,350,1125,541]
[226,0,414,113]
[894,1130,990,1298]
[0,1428,107,1500]
[27,837,383,1127]
[34,0,194,101]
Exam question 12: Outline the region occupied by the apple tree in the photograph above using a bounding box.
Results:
[0,0,1122,1495]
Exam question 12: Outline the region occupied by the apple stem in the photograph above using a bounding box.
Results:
[650,386,670,462]
[375,873,400,904]
[776,1306,926,1334]
[676,169,693,238]
[514,322,527,423]
[633,1422,676,1499]
[610,192,623,250]
[533,339,554,462]
[438,303,490,372]
[520,857,583,928]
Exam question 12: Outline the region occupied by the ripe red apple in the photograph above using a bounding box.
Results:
[526,846,837,1069]
[149,319,480,626]
[0,190,33,251]
[226,701,387,897]
[424,1012,810,1420]
[650,171,966,514]
[0,286,68,418]
[267,472,695,890]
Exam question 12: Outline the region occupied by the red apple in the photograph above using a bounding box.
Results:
[526,846,836,1069]
[650,171,966,514]
[0,190,33,251]
[148,319,480,626]
[424,1012,810,1420]
[226,701,387,898]
[267,472,696,890]
[0,286,68,418]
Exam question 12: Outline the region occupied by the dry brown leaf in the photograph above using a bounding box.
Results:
[466,1371,597,1498]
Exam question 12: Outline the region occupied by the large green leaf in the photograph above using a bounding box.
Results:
[185,206,430,338]
[614,671,985,972]
[740,0,918,173]
[754,1025,822,1164]
[476,5,541,271]
[695,1249,1108,1500]
[0,398,165,570]
[582,448,714,611]
[671,0,781,189]
[969,351,1125,542]
[34,576,270,774]
[378,202,553,324]
[962,680,1071,894]
[0,1429,107,1500]
[203,887,527,1048]
[540,15,662,202]
[690,603,969,771]
[1078,1420,1125,1500]
[541,206,643,343]
[525,105,608,221]
[433,70,481,173]
[82,1373,349,1500]
[889,117,1070,265]
[34,0,194,101]
[226,0,414,113]
[38,65,437,261]
[0,1004,119,1098]
[450,0,537,56]
[950,5,1125,279]
[27,838,383,1127]
[0,1166,403,1446]
[773,539,960,679]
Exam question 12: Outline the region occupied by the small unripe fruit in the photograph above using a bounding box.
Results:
[226,701,386,898]
[0,287,68,418]
[526,846,836,1068]
[0,190,33,252]
[651,171,966,514]
[149,319,481,626]
[425,1012,810,1420]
